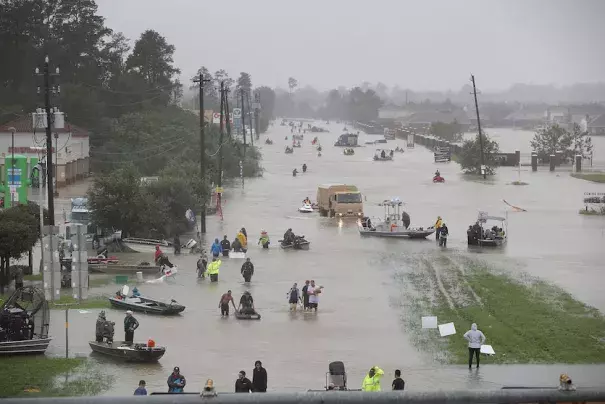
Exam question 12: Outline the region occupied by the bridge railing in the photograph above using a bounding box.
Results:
[3,388,605,404]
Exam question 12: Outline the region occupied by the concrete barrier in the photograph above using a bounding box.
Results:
[3,388,605,404]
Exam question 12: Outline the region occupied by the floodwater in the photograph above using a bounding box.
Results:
[43,121,605,394]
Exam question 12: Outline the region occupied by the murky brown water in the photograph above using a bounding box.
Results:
[43,121,605,394]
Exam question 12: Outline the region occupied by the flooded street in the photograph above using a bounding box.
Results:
[46,121,605,394]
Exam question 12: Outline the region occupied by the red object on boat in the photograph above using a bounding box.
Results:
[433,176,445,183]
[87,256,119,265]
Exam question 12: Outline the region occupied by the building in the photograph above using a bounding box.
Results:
[588,114,605,136]
[0,115,90,187]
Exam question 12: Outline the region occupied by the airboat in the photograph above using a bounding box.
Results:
[358,198,435,239]
[467,211,508,247]
[0,286,52,355]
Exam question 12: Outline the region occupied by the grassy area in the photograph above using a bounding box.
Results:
[0,357,111,397]
[399,255,605,364]
[571,172,605,183]
[0,294,110,310]
[579,208,605,216]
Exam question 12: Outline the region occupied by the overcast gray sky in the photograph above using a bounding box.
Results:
[96,0,605,92]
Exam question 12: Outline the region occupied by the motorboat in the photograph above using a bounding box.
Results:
[293,134,304,141]
[285,147,294,154]
[235,311,261,320]
[358,198,435,239]
[292,142,302,148]
[109,286,185,315]
[394,146,405,153]
[298,204,314,213]
[433,176,445,183]
[279,236,310,250]
[121,237,169,253]
[265,138,273,145]
[343,148,355,156]
[373,149,394,161]
[121,237,198,254]
[0,287,52,355]
[89,341,166,363]
[467,211,508,247]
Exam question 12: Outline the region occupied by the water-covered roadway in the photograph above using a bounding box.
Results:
[45,121,605,394]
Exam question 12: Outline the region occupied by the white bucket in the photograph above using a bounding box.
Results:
[136,271,143,282]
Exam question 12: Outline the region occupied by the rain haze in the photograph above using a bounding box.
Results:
[96,0,605,90]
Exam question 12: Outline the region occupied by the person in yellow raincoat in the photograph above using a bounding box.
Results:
[237,229,248,251]
[434,216,443,241]
[205,258,221,282]
[361,366,384,391]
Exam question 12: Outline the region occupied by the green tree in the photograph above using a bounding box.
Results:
[0,205,45,292]
[346,87,383,122]
[190,66,219,110]
[288,77,298,94]
[126,29,181,105]
[237,72,252,93]
[530,124,593,163]
[430,121,464,143]
[458,133,500,175]
[254,86,276,133]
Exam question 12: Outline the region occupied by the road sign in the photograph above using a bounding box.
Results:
[233,108,242,118]
[212,113,220,124]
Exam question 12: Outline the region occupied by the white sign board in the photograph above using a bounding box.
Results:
[233,108,242,118]
[480,345,495,355]
[421,316,438,329]
[438,322,456,337]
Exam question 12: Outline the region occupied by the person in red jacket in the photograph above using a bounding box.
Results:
[154,245,174,270]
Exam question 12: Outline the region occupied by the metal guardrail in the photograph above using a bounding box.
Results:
[3,389,605,404]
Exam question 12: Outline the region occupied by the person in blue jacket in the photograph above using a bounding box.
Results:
[210,238,222,258]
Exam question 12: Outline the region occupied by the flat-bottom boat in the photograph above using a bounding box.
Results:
[109,294,185,315]
[279,238,310,250]
[358,199,435,239]
[89,341,166,362]
[235,311,261,320]
[0,338,53,355]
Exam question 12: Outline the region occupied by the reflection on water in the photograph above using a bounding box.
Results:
[45,120,605,395]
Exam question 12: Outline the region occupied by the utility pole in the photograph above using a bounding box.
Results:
[246,92,254,146]
[217,81,225,219]
[240,90,247,157]
[471,74,486,179]
[254,92,261,140]
[35,56,60,225]
[193,72,211,234]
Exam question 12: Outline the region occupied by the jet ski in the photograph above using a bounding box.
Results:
[298,204,314,213]
[433,176,445,183]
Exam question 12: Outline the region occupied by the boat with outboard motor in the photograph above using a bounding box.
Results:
[358,198,435,239]
[89,341,166,362]
[373,149,394,161]
[298,204,314,213]
[121,237,198,254]
[109,286,185,315]
[343,148,355,156]
[467,211,508,247]
[285,147,294,154]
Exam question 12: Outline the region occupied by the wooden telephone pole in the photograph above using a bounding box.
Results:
[193,72,211,233]
[471,74,486,179]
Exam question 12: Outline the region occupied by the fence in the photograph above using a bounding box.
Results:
[4,389,605,404]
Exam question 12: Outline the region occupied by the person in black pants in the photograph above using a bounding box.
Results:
[463,323,486,369]
[252,360,267,392]
[124,311,139,345]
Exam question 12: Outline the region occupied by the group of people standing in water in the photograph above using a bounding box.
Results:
[287,280,323,312]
